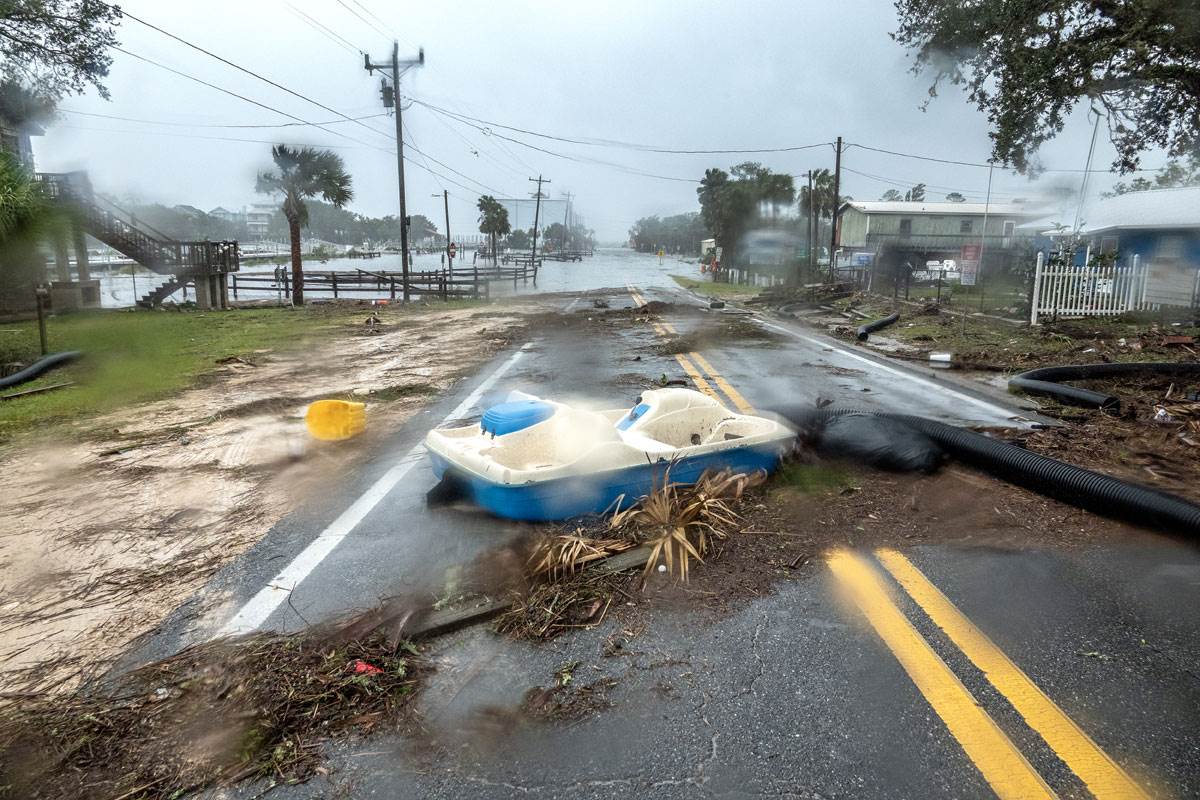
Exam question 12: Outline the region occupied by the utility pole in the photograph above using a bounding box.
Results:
[806,170,814,277]
[829,136,842,282]
[442,189,451,267]
[561,191,573,251]
[366,42,423,301]
[529,175,550,265]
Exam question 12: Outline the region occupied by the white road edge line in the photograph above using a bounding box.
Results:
[755,319,1032,426]
[215,342,535,638]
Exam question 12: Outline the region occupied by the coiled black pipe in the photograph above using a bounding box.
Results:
[1009,362,1200,410]
[857,312,900,342]
[770,404,1200,536]
[0,351,81,390]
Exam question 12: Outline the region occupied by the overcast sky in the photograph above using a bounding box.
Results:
[35,0,1152,242]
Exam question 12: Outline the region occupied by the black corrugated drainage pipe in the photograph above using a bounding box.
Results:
[1009,362,1200,410]
[0,351,81,391]
[769,405,1200,537]
[857,312,900,342]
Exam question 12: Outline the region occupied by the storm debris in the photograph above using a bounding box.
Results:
[495,469,766,640]
[610,469,765,582]
[0,632,425,800]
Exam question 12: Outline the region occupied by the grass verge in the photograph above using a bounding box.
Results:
[826,295,1200,371]
[0,306,361,441]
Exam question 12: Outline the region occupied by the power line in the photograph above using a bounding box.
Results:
[421,105,698,183]
[112,47,387,151]
[350,0,400,38]
[844,141,1161,174]
[413,97,834,155]
[125,8,498,195]
[120,10,392,149]
[285,2,360,53]
[403,120,506,195]
[423,106,529,179]
[60,108,388,129]
[840,166,1025,200]
[57,124,370,150]
[111,11,532,215]
[333,0,390,39]
[402,155,489,198]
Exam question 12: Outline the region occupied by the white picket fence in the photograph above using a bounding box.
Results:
[1029,252,1150,324]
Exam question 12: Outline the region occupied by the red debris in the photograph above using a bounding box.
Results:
[349,659,383,675]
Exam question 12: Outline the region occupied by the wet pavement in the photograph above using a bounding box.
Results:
[126,271,1199,798]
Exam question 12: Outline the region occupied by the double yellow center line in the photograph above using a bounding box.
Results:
[625,284,754,414]
[830,549,1150,800]
[619,284,1148,798]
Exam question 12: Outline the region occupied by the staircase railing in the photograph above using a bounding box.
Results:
[36,171,239,277]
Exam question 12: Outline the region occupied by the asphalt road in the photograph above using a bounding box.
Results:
[125,273,1198,799]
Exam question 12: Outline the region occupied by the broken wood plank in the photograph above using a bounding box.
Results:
[408,545,656,640]
[0,381,74,401]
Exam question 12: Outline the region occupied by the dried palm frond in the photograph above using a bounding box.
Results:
[527,532,636,580]
[609,468,766,583]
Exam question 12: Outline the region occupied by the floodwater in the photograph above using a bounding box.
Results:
[96,247,695,307]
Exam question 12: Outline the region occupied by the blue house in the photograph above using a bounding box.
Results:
[1023,186,1200,309]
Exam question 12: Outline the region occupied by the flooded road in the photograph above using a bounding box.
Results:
[96,247,692,307]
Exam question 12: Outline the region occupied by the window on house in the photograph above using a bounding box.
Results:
[1157,236,1184,260]
[959,220,973,233]
[1100,236,1119,254]
[899,218,912,237]
[1002,220,1016,237]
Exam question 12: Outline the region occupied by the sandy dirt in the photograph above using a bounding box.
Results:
[0,302,540,696]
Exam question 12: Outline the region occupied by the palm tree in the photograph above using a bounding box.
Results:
[799,169,838,220]
[256,145,352,306]
[476,195,510,265]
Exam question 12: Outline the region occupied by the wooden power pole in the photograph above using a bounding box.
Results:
[828,136,842,281]
[806,170,814,277]
[442,189,451,267]
[366,42,423,301]
[529,175,550,264]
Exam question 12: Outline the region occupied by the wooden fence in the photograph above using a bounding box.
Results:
[228,262,538,303]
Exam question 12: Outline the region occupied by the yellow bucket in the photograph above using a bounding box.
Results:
[305,399,366,441]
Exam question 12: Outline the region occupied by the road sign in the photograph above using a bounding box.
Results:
[448,242,457,258]
[960,244,981,286]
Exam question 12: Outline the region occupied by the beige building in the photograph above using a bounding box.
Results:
[837,200,1043,272]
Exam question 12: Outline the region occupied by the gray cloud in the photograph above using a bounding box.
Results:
[36,0,1152,242]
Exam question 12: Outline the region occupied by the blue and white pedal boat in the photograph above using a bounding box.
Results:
[424,387,794,521]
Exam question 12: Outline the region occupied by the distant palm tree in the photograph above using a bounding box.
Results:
[256,145,352,306]
[800,169,838,220]
[476,195,510,265]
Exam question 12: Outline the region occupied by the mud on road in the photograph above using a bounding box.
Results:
[0,301,549,697]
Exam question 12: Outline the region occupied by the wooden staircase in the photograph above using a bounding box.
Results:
[36,172,239,307]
